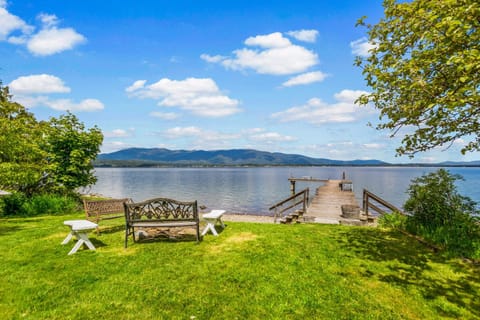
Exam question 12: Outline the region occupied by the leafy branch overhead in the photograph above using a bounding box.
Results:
[356,0,480,157]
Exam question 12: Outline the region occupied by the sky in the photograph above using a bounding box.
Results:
[1,0,478,163]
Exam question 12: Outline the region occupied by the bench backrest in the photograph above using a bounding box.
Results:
[84,198,130,220]
[124,197,198,223]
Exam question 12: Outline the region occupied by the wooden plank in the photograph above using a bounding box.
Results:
[304,180,360,224]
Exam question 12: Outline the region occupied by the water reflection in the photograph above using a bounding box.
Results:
[89,167,480,214]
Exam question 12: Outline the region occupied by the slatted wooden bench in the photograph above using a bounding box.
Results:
[83,198,131,227]
[123,197,200,247]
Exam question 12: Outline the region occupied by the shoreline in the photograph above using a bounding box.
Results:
[222,213,275,224]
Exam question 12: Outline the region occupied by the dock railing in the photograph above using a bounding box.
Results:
[269,188,310,223]
[362,189,404,218]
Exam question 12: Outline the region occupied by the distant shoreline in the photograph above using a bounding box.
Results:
[93,162,480,168]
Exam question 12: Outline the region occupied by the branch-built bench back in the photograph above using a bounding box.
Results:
[83,198,131,224]
[123,197,200,247]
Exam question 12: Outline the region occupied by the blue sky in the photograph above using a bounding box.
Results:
[1,0,477,163]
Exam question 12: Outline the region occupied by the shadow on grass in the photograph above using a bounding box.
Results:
[335,227,480,318]
[89,238,108,248]
[97,225,124,235]
[0,225,22,236]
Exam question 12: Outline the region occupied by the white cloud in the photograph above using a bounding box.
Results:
[200,54,226,63]
[27,26,85,56]
[8,74,103,112]
[244,32,291,48]
[0,5,85,56]
[286,29,319,43]
[282,71,328,87]
[9,74,70,94]
[202,31,318,75]
[271,89,373,125]
[163,126,240,142]
[0,6,33,40]
[0,0,6,7]
[362,143,383,149]
[38,13,59,28]
[150,111,180,120]
[164,126,204,138]
[248,131,296,143]
[45,98,104,112]
[101,141,134,153]
[127,77,241,118]
[126,80,146,93]
[350,37,377,57]
[104,129,134,138]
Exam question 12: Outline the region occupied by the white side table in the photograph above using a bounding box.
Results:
[62,220,98,255]
[201,210,226,236]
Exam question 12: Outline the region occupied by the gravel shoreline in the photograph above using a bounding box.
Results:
[221,213,275,223]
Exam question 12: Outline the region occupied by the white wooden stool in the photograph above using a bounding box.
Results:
[201,210,226,236]
[62,220,98,255]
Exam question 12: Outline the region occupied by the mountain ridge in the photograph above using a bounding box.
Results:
[96,148,387,166]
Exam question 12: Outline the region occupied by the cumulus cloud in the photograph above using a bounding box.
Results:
[201,31,318,75]
[350,37,377,57]
[0,5,85,56]
[271,89,373,125]
[8,74,104,112]
[247,130,296,143]
[9,74,70,94]
[150,111,180,120]
[126,77,241,118]
[163,126,240,143]
[200,54,226,63]
[362,143,383,149]
[282,71,328,87]
[0,5,33,40]
[27,24,85,56]
[104,128,135,138]
[43,98,104,111]
[125,80,146,93]
[286,29,319,43]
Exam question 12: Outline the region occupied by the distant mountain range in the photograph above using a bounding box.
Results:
[95,148,480,167]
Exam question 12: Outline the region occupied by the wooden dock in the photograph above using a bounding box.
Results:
[303,180,362,224]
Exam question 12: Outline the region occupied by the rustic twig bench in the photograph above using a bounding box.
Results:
[123,197,200,247]
[83,198,131,231]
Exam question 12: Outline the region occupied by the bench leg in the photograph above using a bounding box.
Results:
[218,218,225,229]
[66,231,96,255]
[201,220,219,236]
[61,232,74,245]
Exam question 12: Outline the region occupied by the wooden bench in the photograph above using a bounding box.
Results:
[83,198,131,227]
[123,197,200,247]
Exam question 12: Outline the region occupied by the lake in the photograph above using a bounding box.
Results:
[87,167,480,214]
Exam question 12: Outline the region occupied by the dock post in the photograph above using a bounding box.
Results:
[290,180,296,195]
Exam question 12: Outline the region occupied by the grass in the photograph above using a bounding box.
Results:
[0,214,479,319]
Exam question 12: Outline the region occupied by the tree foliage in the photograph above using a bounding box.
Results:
[356,0,480,156]
[404,169,480,258]
[0,82,103,196]
[45,112,103,193]
[0,84,49,195]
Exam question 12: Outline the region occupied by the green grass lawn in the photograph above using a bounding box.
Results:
[0,214,478,319]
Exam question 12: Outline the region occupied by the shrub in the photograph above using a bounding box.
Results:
[404,169,480,259]
[0,192,28,216]
[378,211,407,229]
[0,193,79,217]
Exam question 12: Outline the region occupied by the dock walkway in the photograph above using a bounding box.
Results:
[303,180,361,224]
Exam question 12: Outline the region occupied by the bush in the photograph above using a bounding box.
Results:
[378,211,407,229]
[0,193,79,217]
[404,169,480,259]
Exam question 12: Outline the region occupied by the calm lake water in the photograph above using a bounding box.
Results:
[87,167,480,215]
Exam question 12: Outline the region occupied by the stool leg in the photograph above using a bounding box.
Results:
[78,233,96,250]
[61,232,73,245]
[68,238,84,255]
